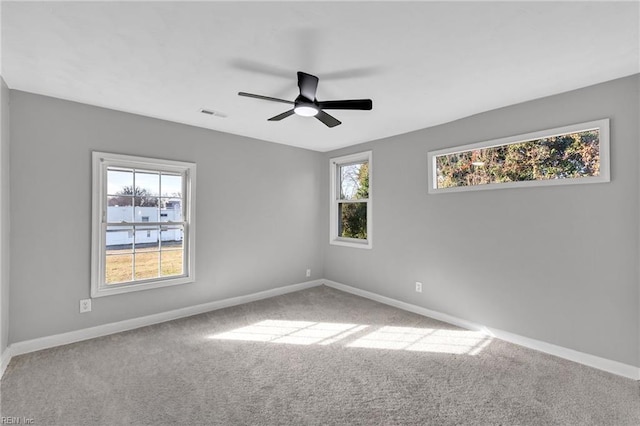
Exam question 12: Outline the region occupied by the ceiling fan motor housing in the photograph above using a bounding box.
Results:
[294,95,319,116]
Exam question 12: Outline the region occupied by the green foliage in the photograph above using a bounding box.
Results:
[436,130,600,188]
[340,163,369,239]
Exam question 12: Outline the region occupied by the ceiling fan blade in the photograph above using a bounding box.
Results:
[238,92,294,105]
[318,99,373,110]
[268,109,295,121]
[297,72,319,101]
[315,110,341,128]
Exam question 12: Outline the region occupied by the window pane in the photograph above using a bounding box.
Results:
[106,226,134,250]
[107,198,133,222]
[161,198,182,221]
[340,162,369,200]
[106,254,133,284]
[135,195,159,208]
[161,225,184,248]
[107,168,133,196]
[435,129,601,189]
[161,250,184,277]
[135,225,158,248]
[338,202,367,239]
[161,173,183,197]
[135,170,160,196]
[134,251,160,280]
[135,204,159,222]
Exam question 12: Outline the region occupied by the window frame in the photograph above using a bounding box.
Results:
[91,151,196,298]
[329,151,373,249]
[427,119,610,194]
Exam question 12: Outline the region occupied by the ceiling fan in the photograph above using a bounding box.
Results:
[238,71,373,128]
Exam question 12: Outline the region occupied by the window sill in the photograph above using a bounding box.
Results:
[91,275,194,298]
[330,237,372,250]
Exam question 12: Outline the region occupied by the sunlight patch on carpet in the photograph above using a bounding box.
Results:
[347,326,493,355]
[209,320,492,355]
[209,320,366,345]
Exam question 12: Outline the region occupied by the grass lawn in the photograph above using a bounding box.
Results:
[106,247,183,284]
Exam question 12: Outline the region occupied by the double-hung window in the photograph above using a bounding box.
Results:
[91,152,196,297]
[330,151,372,249]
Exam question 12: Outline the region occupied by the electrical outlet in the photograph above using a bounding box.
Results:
[415,282,423,293]
[306,269,311,278]
[80,299,92,313]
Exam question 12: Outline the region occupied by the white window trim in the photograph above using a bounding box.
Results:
[91,151,196,298]
[330,151,373,249]
[427,119,610,194]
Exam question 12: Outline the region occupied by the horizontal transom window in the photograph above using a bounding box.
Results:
[428,119,610,194]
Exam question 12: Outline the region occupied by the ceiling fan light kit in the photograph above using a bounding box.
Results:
[238,71,373,128]
[294,104,319,117]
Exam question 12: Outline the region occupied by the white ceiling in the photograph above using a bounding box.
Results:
[3,1,639,152]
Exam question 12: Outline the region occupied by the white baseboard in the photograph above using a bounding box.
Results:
[0,346,11,378]
[3,278,638,382]
[6,279,323,363]
[323,279,640,381]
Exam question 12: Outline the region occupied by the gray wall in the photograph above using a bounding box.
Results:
[324,74,640,368]
[9,91,324,343]
[6,76,640,370]
[0,77,9,354]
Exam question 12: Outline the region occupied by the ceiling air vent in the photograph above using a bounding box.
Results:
[200,108,227,118]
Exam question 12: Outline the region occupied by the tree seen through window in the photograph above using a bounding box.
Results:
[436,129,600,189]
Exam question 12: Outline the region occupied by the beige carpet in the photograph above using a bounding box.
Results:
[1,285,639,425]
